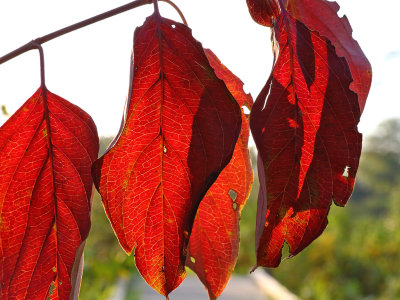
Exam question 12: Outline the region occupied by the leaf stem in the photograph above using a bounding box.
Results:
[159,0,188,26]
[0,0,153,65]
[31,43,46,90]
[153,0,161,16]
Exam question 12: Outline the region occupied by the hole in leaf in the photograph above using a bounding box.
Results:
[171,24,176,28]
[242,105,251,115]
[342,166,350,178]
[232,203,238,210]
[228,189,237,202]
[163,145,167,153]
[46,281,56,300]
[280,242,291,262]
[190,256,196,264]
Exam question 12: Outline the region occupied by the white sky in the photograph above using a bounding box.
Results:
[0,0,398,139]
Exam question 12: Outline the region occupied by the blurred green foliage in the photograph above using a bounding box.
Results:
[82,119,400,299]
[1,104,8,116]
[236,119,400,300]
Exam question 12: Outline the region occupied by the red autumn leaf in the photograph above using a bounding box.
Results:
[250,7,362,267]
[204,50,253,111]
[286,0,372,112]
[246,0,280,27]
[0,88,99,299]
[91,14,242,296]
[186,49,253,300]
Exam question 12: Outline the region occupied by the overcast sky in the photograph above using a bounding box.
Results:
[0,0,399,139]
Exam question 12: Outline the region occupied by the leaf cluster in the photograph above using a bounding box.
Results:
[0,0,372,299]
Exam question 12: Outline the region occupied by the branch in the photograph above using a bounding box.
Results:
[0,0,153,65]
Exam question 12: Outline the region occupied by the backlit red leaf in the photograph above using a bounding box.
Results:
[286,0,372,112]
[0,88,99,299]
[246,0,280,27]
[250,8,362,267]
[186,49,253,300]
[205,50,253,110]
[91,14,242,296]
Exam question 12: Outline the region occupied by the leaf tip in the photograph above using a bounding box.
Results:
[250,264,258,273]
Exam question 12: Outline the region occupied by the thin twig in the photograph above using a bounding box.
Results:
[0,0,153,65]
